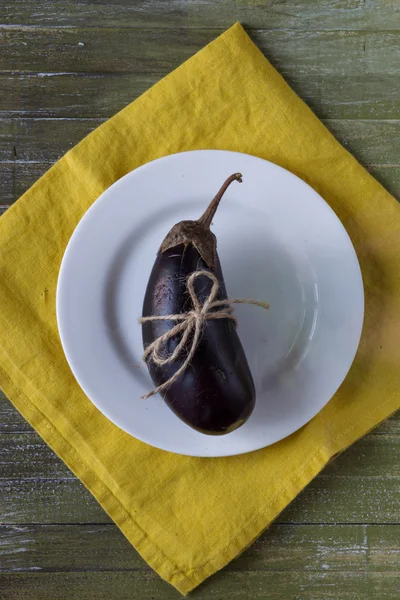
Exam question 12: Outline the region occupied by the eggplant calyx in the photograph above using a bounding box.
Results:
[159,173,242,271]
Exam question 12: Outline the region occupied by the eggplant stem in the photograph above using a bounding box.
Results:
[197,173,242,229]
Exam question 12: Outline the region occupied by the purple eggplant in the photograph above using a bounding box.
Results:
[141,174,255,435]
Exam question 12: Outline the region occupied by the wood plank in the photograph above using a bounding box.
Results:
[1,118,400,167]
[366,167,400,203]
[280,475,399,524]
[0,118,102,162]
[1,471,398,525]
[1,29,400,84]
[0,570,399,600]
[0,73,158,120]
[322,435,400,477]
[0,391,33,433]
[0,26,215,74]
[1,431,398,481]
[0,433,72,479]
[0,478,112,524]
[326,119,400,167]
[0,472,398,525]
[0,162,49,207]
[1,67,399,120]
[2,0,400,30]
[0,523,398,573]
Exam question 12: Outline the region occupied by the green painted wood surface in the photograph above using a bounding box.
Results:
[1,66,399,121]
[2,0,400,30]
[1,471,399,525]
[2,432,400,480]
[1,118,400,164]
[1,523,398,572]
[1,118,399,164]
[2,28,400,78]
[0,1,399,598]
[1,571,400,600]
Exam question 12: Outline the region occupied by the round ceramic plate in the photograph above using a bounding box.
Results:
[57,150,364,457]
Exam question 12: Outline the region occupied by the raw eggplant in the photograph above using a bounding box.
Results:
[141,174,255,435]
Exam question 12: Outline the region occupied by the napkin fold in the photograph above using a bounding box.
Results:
[0,23,399,594]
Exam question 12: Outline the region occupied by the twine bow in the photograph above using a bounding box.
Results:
[139,270,269,399]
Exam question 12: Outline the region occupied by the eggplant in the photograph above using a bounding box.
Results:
[141,173,256,435]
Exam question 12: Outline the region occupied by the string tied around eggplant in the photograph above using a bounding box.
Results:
[138,270,269,400]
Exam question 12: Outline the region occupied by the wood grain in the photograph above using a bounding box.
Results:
[2,0,400,30]
[1,432,399,480]
[1,463,399,525]
[0,523,398,573]
[1,118,400,168]
[1,570,399,600]
[1,70,399,121]
[1,28,400,121]
[0,163,50,208]
[1,28,400,79]
[0,391,33,433]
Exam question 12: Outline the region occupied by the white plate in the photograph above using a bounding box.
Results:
[57,150,364,457]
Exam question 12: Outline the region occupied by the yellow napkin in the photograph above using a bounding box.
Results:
[0,23,399,595]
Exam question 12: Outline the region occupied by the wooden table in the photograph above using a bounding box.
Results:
[1,2,399,598]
